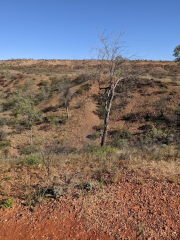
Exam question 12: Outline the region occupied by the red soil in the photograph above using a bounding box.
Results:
[0,171,179,240]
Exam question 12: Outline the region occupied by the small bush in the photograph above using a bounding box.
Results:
[17,73,24,79]
[2,98,15,111]
[2,191,8,196]
[15,124,26,134]
[25,189,45,207]
[76,88,83,94]
[111,127,132,142]
[38,80,50,87]
[50,76,70,91]
[94,123,104,131]
[0,130,7,141]
[21,145,39,155]
[122,113,135,121]
[91,132,102,140]
[10,75,17,81]
[96,103,105,119]
[111,128,132,148]
[22,155,42,165]
[48,115,67,125]
[0,140,11,149]
[87,132,101,140]
[1,197,14,209]
[86,144,118,156]
[0,117,8,127]
[112,139,129,148]
[73,74,89,85]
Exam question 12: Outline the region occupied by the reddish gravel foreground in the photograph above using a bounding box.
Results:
[0,173,180,240]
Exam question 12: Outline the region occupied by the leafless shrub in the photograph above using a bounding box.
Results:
[0,130,6,141]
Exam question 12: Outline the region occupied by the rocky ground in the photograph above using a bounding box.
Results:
[0,169,179,240]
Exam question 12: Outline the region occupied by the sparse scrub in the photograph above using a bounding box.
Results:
[96,102,106,119]
[36,85,52,103]
[15,124,26,134]
[21,144,39,155]
[73,74,89,85]
[17,73,24,79]
[47,114,67,125]
[0,140,11,149]
[24,189,45,207]
[38,79,50,87]
[111,128,132,148]
[0,117,8,127]
[85,144,118,156]
[0,130,7,141]
[2,191,8,196]
[90,132,101,140]
[76,88,83,94]
[1,197,14,209]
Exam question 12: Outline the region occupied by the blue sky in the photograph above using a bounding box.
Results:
[1,0,179,60]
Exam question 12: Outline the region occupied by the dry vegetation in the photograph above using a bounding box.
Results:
[0,59,180,239]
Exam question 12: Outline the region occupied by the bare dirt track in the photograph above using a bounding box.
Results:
[0,170,179,240]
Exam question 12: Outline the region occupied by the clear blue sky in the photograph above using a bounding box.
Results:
[1,0,179,61]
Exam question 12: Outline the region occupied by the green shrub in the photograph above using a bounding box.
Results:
[1,197,14,209]
[111,128,132,148]
[58,116,67,124]
[50,76,70,90]
[82,82,93,91]
[2,191,8,196]
[151,126,167,141]
[4,176,11,181]
[122,113,135,121]
[96,103,105,119]
[73,74,89,85]
[25,189,45,207]
[21,145,39,155]
[2,98,15,111]
[76,88,83,94]
[37,85,52,102]
[0,117,7,127]
[95,123,104,131]
[39,80,50,87]
[112,139,129,148]
[10,75,17,81]
[22,155,42,165]
[0,140,11,149]
[90,132,101,140]
[86,144,118,156]
[48,115,67,125]
[15,124,26,134]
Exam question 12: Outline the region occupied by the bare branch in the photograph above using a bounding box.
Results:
[93,29,129,146]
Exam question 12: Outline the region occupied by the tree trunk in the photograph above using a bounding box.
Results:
[101,84,115,146]
[30,124,33,145]
[66,107,69,119]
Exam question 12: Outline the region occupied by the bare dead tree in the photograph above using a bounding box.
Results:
[40,144,56,180]
[94,30,128,146]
